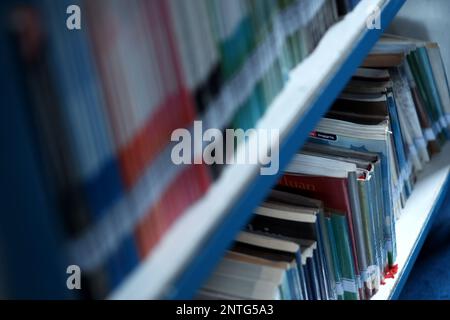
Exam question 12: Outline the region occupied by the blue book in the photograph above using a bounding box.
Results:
[289,261,304,300]
[40,0,139,293]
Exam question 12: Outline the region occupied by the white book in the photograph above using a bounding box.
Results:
[225,251,291,270]
[316,117,389,140]
[236,232,299,254]
[354,67,391,79]
[285,153,358,178]
[255,202,317,224]
[371,34,420,54]
[203,272,281,300]
[339,92,389,103]
[214,258,286,286]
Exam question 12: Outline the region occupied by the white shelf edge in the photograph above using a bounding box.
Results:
[371,143,450,300]
[109,0,387,300]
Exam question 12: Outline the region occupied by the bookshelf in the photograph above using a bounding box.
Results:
[372,143,450,300]
[110,0,407,299]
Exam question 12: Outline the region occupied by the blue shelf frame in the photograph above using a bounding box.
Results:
[166,0,407,299]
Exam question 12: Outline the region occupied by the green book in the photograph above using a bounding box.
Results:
[331,213,359,300]
[408,50,446,145]
[426,43,450,130]
[330,213,359,300]
[324,217,341,299]
[357,175,380,293]
[319,212,341,300]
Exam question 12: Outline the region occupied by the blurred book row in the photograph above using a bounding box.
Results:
[8,0,360,298]
[200,34,450,300]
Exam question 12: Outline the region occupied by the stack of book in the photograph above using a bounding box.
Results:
[10,0,357,298]
[200,34,450,300]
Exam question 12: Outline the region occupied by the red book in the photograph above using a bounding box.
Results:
[135,164,211,259]
[278,174,361,284]
[86,1,197,190]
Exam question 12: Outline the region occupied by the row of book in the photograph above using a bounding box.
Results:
[200,34,450,300]
[11,0,358,298]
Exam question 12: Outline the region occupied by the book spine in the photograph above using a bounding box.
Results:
[290,264,304,300]
[408,51,444,146]
[325,216,344,300]
[357,178,379,296]
[426,45,450,130]
[312,250,324,299]
[314,220,332,300]
[373,161,388,273]
[366,173,383,290]
[417,47,449,139]
[300,254,313,300]
[296,253,310,300]
[318,211,339,300]
[387,92,412,199]
[330,213,359,300]
[280,271,292,300]
[347,172,368,299]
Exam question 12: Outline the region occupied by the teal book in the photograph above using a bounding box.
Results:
[407,51,446,145]
[425,43,450,130]
[367,169,383,286]
[330,213,359,300]
[357,174,380,294]
[387,92,412,201]
[319,212,340,300]
[417,47,449,138]
[325,216,344,300]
